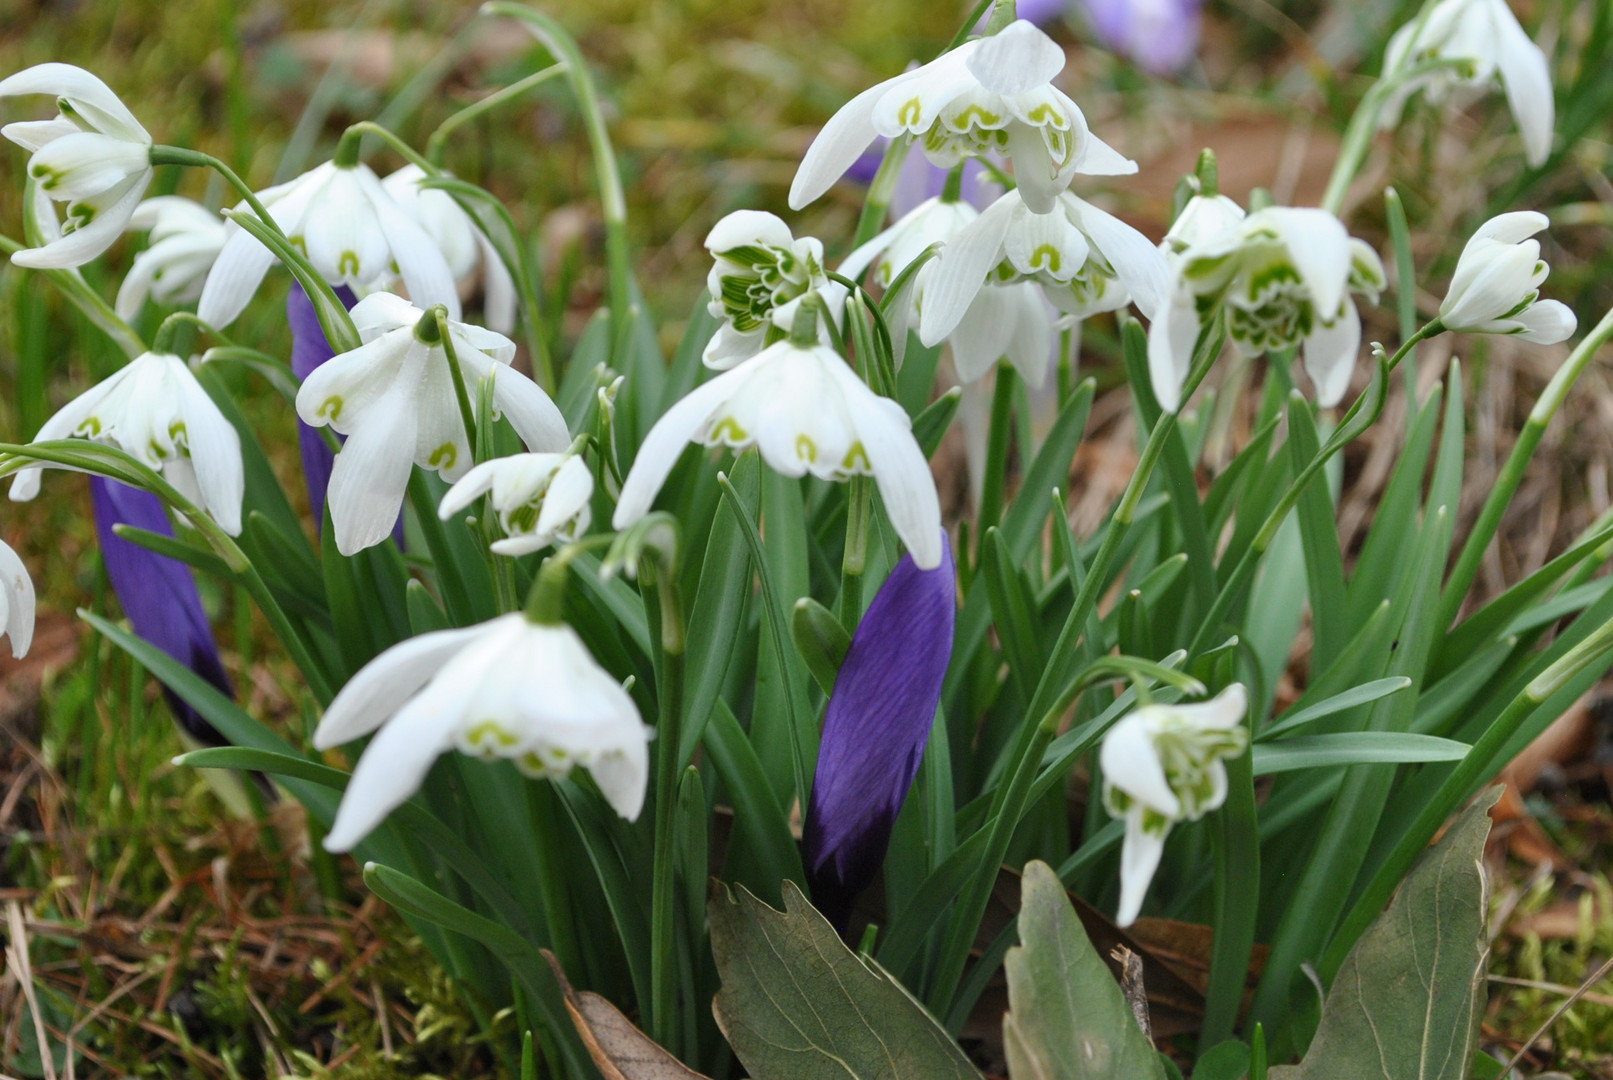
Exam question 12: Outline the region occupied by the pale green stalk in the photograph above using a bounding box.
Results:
[425,65,567,166]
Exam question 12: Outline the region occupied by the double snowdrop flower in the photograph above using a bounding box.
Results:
[1380,0,1554,167]
[1439,210,1575,343]
[197,160,459,329]
[382,164,516,334]
[0,63,153,269]
[1149,206,1385,412]
[115,196,228,320]
[614,298,943,570]
[919,188,1169,363]
[314,612,652,852]
[790,20,1135,215]
[295,292,569,555]
[1100,684,1248,926]
[703,211,843,369]
[0,540,35,659]
[9,351,244,534]
[439,451,594,556]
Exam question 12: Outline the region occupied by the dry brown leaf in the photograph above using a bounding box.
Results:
[542,951,711,1080]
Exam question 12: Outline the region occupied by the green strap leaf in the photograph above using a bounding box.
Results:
[1252,733,1469,774]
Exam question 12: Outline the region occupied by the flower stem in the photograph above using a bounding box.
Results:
[853,137,911,248]
[425,64,567,166]
[646,552,687,1052]
[975,366,1017,565]
[430,306,481,462]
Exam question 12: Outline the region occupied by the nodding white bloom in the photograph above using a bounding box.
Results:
[1149,206,1385,413]
[115,197,228,320]
[0,540,35,659]
[919,188,1170,354]
[790,20,1135,215]
[1161,191,1246,254]
[314,613,653,852]
[295,293,569,556]
[197,160,460,329]
[439,451,593,556]
[703,211,844,369]
[1380,0,1554,167]
[382,164,517,334]
[839,195,1056,386]
[9,351,243,534]
[0,63,153,269]
[1439,211,1576,343]
[614,321,943,570]
[1100,684,1248,926]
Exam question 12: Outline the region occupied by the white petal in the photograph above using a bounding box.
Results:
[919,192,1018,345]
[12,169,149,269]
[1070,128,1138,177]
[176,369,245,535]
[835,226,898,283]
[438,458,501,520]
[791,76,901,210]
[535,456,594,537]
[1101,711,1182,816]
[704,209,795,252]
[1268,208,1350,319]
[478,233,518,334]
[1115,807,1169,927]
[0,63,148,143]
[362,171,461,319]
[1492,5,1555,167]
[350,291,424,339]
[1302,297,1362,408]
[195,225,278,328]
[967,20,1065,96]
[1068,195,1171,319]
[1512,299,1576,344]
[590,741,651,821]
[488,365,571,453]
[702,321,769,370]
[313,624,485,748]
[27,131,149,200]
[0,540,35,659]
[327,386,418,555]
[1002,285,1055,390]
[612,364,752,527]
[296,331,411,431]
[1007,123,1066,214]
[2,117,78,154]
[948,284,1020,384]
[871,53,975,137]
[836,372,942,569]
[1474,209,1549,245]
[1146,284,1201,413]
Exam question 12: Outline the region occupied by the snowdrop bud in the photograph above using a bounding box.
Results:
[1438,211,1576,344]
[1100,684,1248,926]
[0,63,154,268]
[439,451,594,556]
[9,351,244,535]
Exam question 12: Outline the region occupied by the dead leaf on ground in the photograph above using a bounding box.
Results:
[543,951,711,1080]
[0,612,81,742]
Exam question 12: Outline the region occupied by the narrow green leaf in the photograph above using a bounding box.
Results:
[1252,733,1469,774]
[792,597,850,695]
[1286,393,1348,668]
[914,387,963,457]
[703,700,804,905]
[1259,678,1414,741]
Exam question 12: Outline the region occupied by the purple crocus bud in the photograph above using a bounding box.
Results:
[1082,0,1203,76]
[803,532,956,929]
[287,282,358,526]
[91,476,233,746]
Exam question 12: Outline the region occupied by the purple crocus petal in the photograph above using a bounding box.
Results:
[803,531,957,929]
[846,137,890,186]
[1081,0,1203,76]
[975,0,1069,31]
[91,476,233,746]
[890,153,999,220]
[288,282,358,530]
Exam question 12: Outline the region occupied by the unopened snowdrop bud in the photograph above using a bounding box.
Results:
[790,20,1135,215]
[1100,684,1248,926]
[1163,191,1245,253]
[197,160,459,329]
[314,612,653,852]
[9,351,244,535]
[295,292,569,555]
[703,211,842,369]
[115,196,227,320]
[614,296,943,570]
[1149,206,1385,412]
[382,164,517,334]
[439,451,593,555]
[1439,211,1575,343]
[0,539,34,659]
[0,63,154,268]
[1380,0,1554,167]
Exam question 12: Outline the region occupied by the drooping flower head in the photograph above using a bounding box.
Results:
[294,292,569,555]
[803,534,956,928]
[0,63,153,268]
[1380,0,1554,167]
[613,300,943,571]
[1439,210,1575,343]
[0,536,34,659]
[439,451,594,556]
[115,196,228,320]
[10,351,244,535]
[702,211,843,369]
[382,164,517,334]
[1100,684,1248,926]
[1082,0,1204,76]
[790,20,1136,215]
[1149,206,1385,412]
[197,160,460,329]
[314,612,653,852]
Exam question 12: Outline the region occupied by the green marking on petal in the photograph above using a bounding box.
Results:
[795,434,817,462]
[339,251,361,278]
[465,720,521,753]
[897,97,925,127]
[709,417,748,445]
[842,442,870,472]
[429,442,458,470]
[317,396,343,421]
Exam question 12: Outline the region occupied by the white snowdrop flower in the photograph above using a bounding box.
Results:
[314,613,652,852]
[115,196,228,320]
[790,20,1135,215]
[1100,684,1248,927]
[1149,206,1386,412]
[439,451,593,556]
[1162,192,1246,254]
[839,194,1056,386]
[381,164,517,334]
[613,301,943,570]
[702,210,844,370]
[9,352,243,535]
[1439,210,1575,343]
[196,160,459,329]
[0,539,35,659]
[295,292,569,556]
[919,188,1170,357]
[1380,0,1554,167]
[0,63,153,269]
